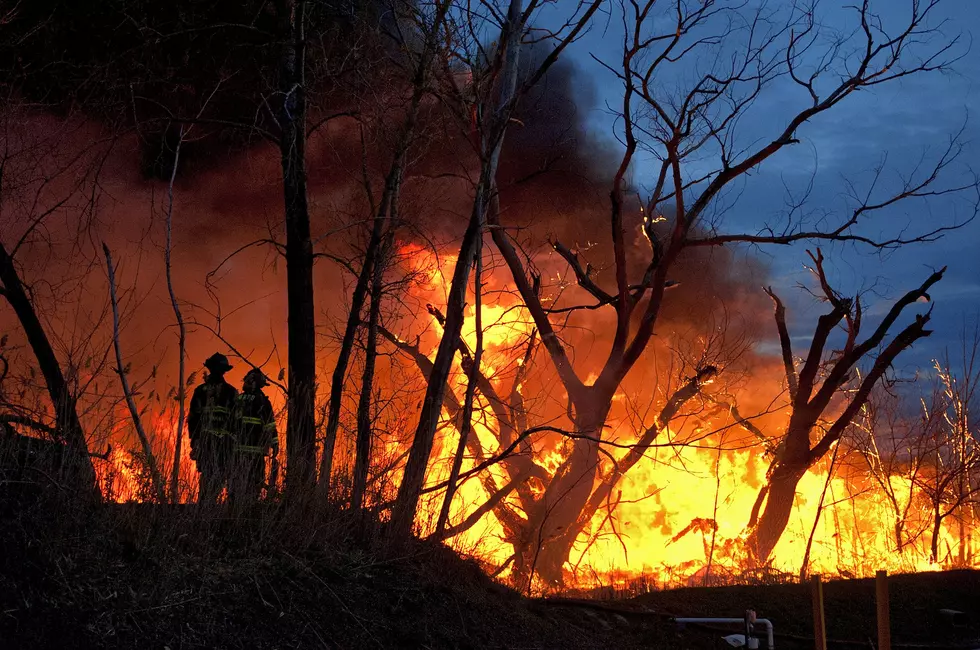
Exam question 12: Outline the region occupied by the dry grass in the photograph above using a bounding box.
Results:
[0,446,677,649]
[12,436,977,648]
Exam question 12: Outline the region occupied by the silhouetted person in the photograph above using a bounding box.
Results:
[188,353,237,503]
[230,368,278,504]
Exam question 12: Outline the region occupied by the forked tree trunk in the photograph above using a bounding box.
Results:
[0,243,97,492]
[511,364,718,587]
[278,0,317,496]
[318,167,406,495]
[319,220,382,495]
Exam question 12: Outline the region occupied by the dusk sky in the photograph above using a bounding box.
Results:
[559,0,980,373]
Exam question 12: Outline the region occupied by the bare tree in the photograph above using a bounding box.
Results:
[482,0,975,583]
[0,101,107,492]
[318,0,454,498]
[0,245,98,490]
[852,384,929,554]
[390,0,606,539]
[382,301,726,589]
[744,250,942,563]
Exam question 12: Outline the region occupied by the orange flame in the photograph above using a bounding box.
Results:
[396,243,977,590]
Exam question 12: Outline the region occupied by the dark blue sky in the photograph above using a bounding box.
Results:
[559,0,980,374]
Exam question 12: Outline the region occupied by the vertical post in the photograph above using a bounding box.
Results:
[876,570,891,650]
[811,574,827,650]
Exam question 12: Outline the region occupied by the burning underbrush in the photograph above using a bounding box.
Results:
[3,459,978,650]
[76,241,980,598]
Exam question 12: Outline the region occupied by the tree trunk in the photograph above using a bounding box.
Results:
[958,517,966,566]
[435,238,483,535]
[390,198,484,537]
[318,196,386,496]
[351,234,387,512]
[278,0,317,496]
[748,462,807,563]
[0,243,97,492]
[931,506,942,563]
[516,394,609,588]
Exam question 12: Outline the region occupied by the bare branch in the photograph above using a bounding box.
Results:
[764,286,798,401]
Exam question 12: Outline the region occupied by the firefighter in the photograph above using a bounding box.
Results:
[230,368,278,503]
[188,353,238,503]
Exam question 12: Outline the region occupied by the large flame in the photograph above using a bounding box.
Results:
[390,242,977,591]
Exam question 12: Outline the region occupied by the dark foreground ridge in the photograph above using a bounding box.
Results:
[1,493,674,649]
[3,490,980,649]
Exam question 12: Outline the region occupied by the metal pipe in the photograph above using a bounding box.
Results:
[674,617,774,650]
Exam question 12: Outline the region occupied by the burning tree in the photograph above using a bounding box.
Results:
[852,384,931,555]
[853,331,980,566]
[744,250,943,563]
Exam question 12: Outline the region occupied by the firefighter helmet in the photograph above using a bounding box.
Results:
[244,368,268,388]
[203,352,233,373]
